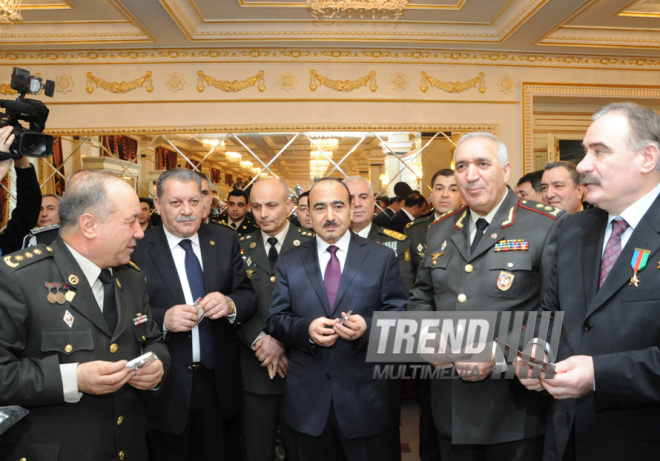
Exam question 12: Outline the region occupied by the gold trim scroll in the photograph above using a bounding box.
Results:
[420,71,486,94]
[86,71,153,94]
[309,70,377,92]
[196,70,265,93]
[0,83,17,95]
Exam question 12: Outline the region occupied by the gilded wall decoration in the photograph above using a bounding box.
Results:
[166,72,185,92]
[277,72,297,92]
[0,83,16,95]
[309,70,377,92]
[420,72,486,94]
[56,74,75,95]
[497,75,514,95]
[389,73,408,92]
[86,71,153,94]
[196,70,265,93]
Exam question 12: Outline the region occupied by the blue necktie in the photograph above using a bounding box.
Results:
[179,239,214,368]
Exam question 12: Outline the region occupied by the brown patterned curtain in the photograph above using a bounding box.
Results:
[101,135,138,161]
[155,147,178,170]
[210,168,221,184]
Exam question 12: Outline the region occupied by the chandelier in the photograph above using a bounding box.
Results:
[251,166,262,176]
[200,138,220,151]
[0,0,22,23]
[310,150,333,180]
[307,0,407,19]
[225,151,241,164]
[310,137,339,152]
[240,160,253,171]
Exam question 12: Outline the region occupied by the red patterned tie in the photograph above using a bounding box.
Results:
[599,218,629,288]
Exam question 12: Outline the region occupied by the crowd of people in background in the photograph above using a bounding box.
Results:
[0,101,659,461]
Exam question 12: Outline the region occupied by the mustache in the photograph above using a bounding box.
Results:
[581,173,601,186]
[176,216,197,223]
[323,221,339,228]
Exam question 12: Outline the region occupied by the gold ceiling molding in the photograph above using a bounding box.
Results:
[309,70,377,92]
[56,74,74,94]
[497,74,514,94]
[86,71,153,94]
[420,71,485,94]
[2,49,660,70]
[46,123,498,137]
[521,82,660,174]
[196,70,265,93]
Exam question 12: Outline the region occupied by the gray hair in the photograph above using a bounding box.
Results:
[454,132,508,167]
[156,168,201,198]
[343,176,374,196]
[59,171,120,233]
[593,103,660,158]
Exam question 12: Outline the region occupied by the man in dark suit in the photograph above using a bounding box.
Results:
[408,132,566,460]
[131,168,256,461]
[387,193,427,233]
[266,177,408,461]
[518,102,660,460]
[238,178,313,461]
[373,195,402,228]
[0,171,169,460]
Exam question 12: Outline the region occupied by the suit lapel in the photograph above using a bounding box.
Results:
[301,238,331,315]
[148,226,186,303]
[581,210,608,307]
[450,209,470,261]
[334,234,368,311]
[588,198,660,316]
[280,225,301,255]
[113,267,133,339]
[250,232,272,274]
[198,225,220,294]
[51,239,111,336]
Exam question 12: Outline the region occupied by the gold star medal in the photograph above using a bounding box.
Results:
[629,248,650,287]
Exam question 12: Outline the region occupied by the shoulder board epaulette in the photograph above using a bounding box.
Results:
[406,216,430,229]
[405,221,414,229]
[29,224,60,235]
[3,244,53,270]
[298,228,316,237]
[431,206,468,226]
[519,200,562,219]
[382,228,406,241]
[127,261,141,271]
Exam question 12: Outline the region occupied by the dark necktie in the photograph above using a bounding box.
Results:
[179,239,214,368]
[470,218,489,254]
[599,218,629,288]
[230,222,237,229]
[324,245,341,313]
[267,237,278,269]
[98,269,118,333]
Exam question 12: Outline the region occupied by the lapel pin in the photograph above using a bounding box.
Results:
[629,248,650,287]
[68,274,79,285]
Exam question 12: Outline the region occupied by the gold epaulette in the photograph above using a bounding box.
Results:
[3,245,53,270]
[382,228,406,241]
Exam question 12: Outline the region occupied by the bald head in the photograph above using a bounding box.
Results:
[250,178,293,236]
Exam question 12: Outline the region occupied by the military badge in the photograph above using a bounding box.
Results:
[494,239,529,252]
[441,240,447,251]
[629,248,650,287]
[430,252,445,266]
[132,314,148,326]
[497,271,515,291]
[63,310,74,328]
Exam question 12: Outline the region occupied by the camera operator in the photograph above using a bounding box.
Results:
[0,125,42,255]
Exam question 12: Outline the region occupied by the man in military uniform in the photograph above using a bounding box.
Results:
[238,177,313,461]
[0,171,169,460]
[344,176,413,291]
[405,168,464,279]
[408,132,566,460]
[215,189,259,236]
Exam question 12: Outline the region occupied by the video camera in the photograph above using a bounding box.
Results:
[0,67,55,160]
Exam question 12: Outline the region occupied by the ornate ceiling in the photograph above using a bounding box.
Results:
[2,0,659,56]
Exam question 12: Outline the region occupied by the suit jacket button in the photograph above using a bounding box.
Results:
[582,321,592,332]
[109,343,118,353]
[457,294,467,303]
[465,264,473,273]
[117,415,124,425]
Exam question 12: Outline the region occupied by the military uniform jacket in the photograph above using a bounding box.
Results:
[408,189,566,445]
[404,215,433,279]
[0,237,170,461]
[367,224,414,291]
[237,225,314,394]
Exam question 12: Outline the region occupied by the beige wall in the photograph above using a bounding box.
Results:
[2,48,659,186]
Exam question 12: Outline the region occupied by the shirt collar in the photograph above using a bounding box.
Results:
[163,226,201,251]
[261,222,290,247]
[355,222,372,239]
[64,242,105,286]
[316,229,351,256]
[609,181,660,230]
[469,188,509,228]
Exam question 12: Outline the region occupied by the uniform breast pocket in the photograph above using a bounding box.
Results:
[425,253,451,294]
[486,252,537,300]
[41,328,94,363]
